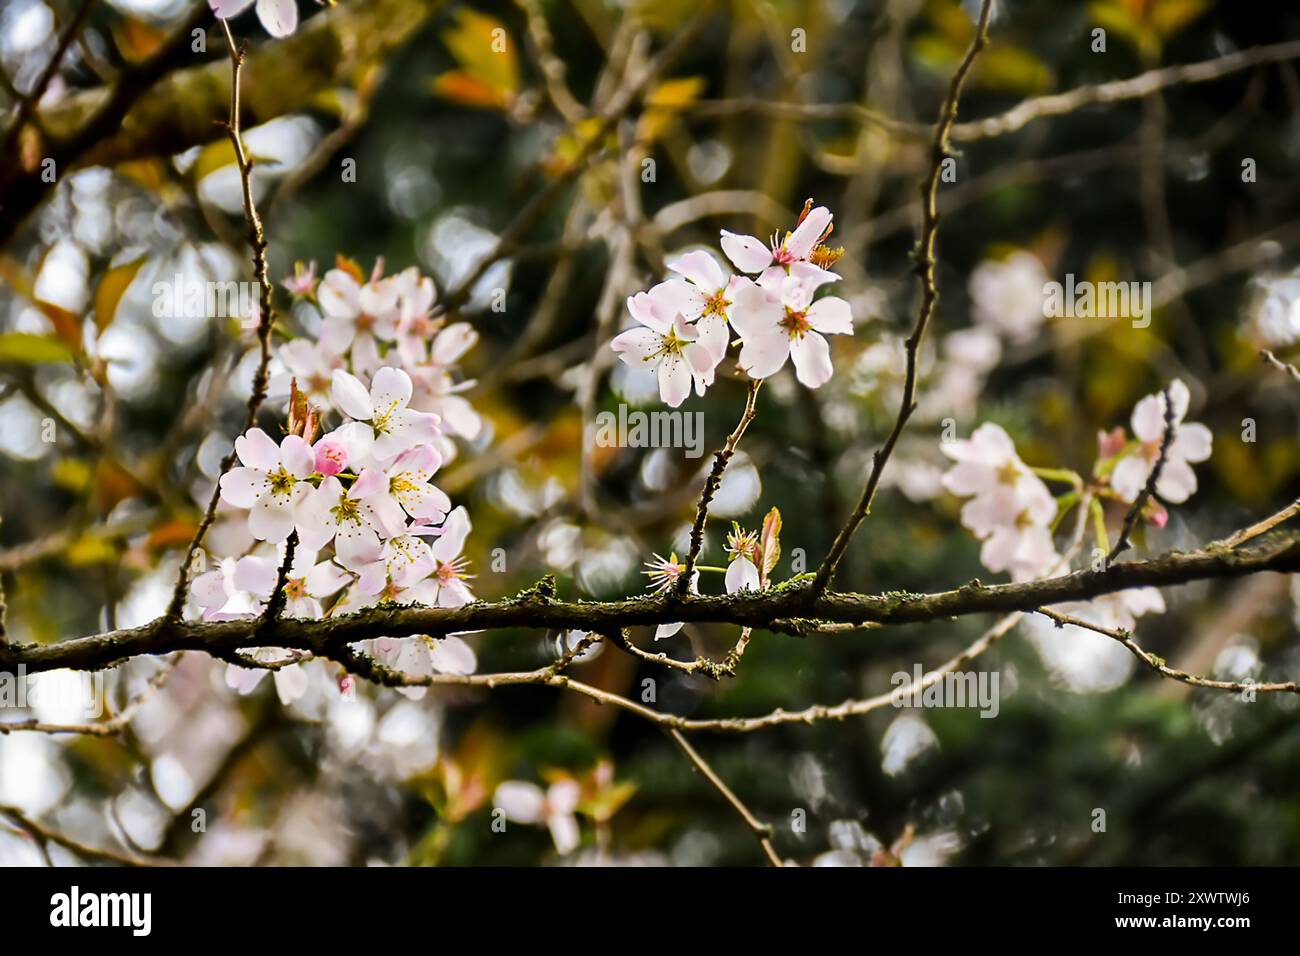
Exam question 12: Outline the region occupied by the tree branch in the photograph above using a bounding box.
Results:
[7,535,1300,677]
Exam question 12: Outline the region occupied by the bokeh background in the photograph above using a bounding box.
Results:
[2,0,1300,866]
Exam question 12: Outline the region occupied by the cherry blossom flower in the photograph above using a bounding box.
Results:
[1110,379,1213,504]
[643,552,686,592]
[209,0,298,38]
[730,269,853,387]
[371,634,478,700]
[330,367,441,462]
[653,250,750,362]
[273,339,345,410]
[404,506,475,607]
[218,428,315,543]
[192,558,262,621]
[318,269,400,367]
[941,423,1060,580]
[355,444,451,531]
[232,550,352,619]
[720,204,833,275]
[294,474,388,570]
[610,290,718,407]
[1026,589,1167,694]
[968,250,1049,344]
[641,553,698,641]
[282,260,317,297]
[225,650,310,705]
[725,526,761,593]
[493,779,581,855]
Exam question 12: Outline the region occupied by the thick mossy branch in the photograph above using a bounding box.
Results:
[3,536,1298,676]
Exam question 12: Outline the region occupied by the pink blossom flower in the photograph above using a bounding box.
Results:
[404,506,475,607]
[720,204,833,274]
[294,475,388,571]
[282,260,317,297]
[318,269,401,366]
[729,269,853,387]
[653,249,751,363]
[218,428,315,543]
[330,366,441,462]
[273,339,345,410]
[610,289,718,407]
[1111,379,1212,504]
[371,634,478,700]
[941,423,1060,581]
[312,435,349,477]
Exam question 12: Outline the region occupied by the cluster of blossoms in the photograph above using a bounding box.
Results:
[193,261,483,704]
[275,257,483,464]
[611,202,855,405]
[942,379,1214,692]
[941,379,1212,585]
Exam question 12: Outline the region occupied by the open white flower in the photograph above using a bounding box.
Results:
[273,338,345,410]
[318,269,400,362]
[192,557,262,620]
[354,444,451,532]
[294,475,388,570]
[968,251,1048,344]
[1027,589,1166,694]
[218,428,315,543]
[730,268,853,387]
[405,506,475,607]
[941,423,1060,581]
[209,0,298,38]
[225,649,310,705]
[331,367,441,462]
[493,779,581,855]
[1111,379,1212,504]
[720,205,833,275]
[371,634,478,701]
[654,250,750,363]
[610,290,718,407]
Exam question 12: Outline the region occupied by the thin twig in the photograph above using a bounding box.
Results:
[810,0,994,598]
[1108,384,1176,562]
[665,729,783,866]
[1035,608,1300,695]
[0,804,161,866]
[166,19,279,621]
[676,379,762,595]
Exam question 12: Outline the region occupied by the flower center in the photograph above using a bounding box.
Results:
[703,289,730,317]
[655,329,686,359]
[372,400,401,435]
[995,460,1021,486]
[390,474,420,498]
[779,308,810,339]
[331,495,362,526]
[267,467,297,497]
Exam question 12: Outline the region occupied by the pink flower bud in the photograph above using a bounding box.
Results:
[1097,426,1126,460]
[313,437,348,477]
[1148,504,1169,528]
